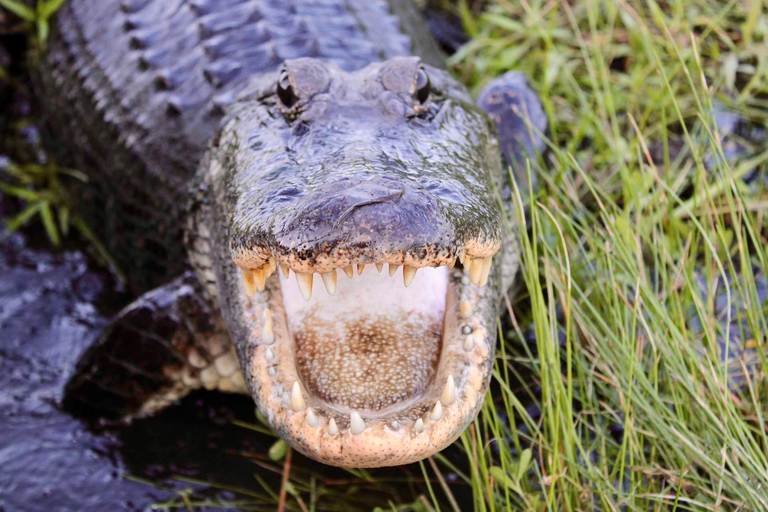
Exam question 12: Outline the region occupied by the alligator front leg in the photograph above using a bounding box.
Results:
[477,71,547,194]
[63,272,246,420]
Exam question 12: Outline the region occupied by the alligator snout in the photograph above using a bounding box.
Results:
[272,176,450,263]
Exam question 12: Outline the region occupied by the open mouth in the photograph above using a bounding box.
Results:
[233,251,498,467]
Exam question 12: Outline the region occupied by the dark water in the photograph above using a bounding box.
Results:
[0,224,284,511]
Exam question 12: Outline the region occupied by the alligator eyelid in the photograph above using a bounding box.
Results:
[333,189,405,228]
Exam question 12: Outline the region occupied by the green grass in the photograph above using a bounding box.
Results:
[2,0,766,509]
[0,0,67,48]
[441,1,768,509]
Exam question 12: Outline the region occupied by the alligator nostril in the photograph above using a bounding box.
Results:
[333,188,405,228]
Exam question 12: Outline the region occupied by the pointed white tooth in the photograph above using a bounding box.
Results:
[254,267,268,291]
[441,375,456,405]
[306,407,319,427]
[390,420,400,430]
[414,418,424,433]
[265,347,275,363]
[478,256,492,287]
[262,309,274,345]
[328,418,339,435]
[460,300,473,319]
[267,257,277,275]
[458,250,466,265]
[343,266,354,279]
[321,271,337,295]
[290,381,306,412]
[430,401,443,421]
[357,264,365,275]
[389,264,400,277]
[470,257,484,285]
[463,335,474,351]
[280,263,290,278]
[375,263,383,273]
[242,268,256,296]
[402,266,417,287]
[296,273,313,301]
[268,367,277,377]
[350,410,365,435]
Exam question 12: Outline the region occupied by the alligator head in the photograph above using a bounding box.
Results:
[193,56,520,467]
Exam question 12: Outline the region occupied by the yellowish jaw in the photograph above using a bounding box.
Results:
[237,258,497,467]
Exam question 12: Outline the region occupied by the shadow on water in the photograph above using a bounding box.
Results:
[0,220,287,511]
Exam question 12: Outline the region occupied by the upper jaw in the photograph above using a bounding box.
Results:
[229,176,503,276]
[228,258,501,468]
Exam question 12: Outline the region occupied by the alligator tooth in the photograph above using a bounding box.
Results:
[460,300,473,319]
[267,257,277,275]
[296,273,313,301]
[262,309,274,344]
[414,418,424,433]
[389,264,400,277]
[478,257,493,287]
[254,267,268,291]
[265,347,275,362]
[357,263,365,275]
[469,257,484,285]
[280,263,290,278]
[242,268,256,296]
[321,271,337,295]
[463,335,474,351]
[376,263,383,273]
[343,267,354,279]
[463,255,474,278]
[402,266,417,287]
[350,410,365,435]
[390,420,400,430]
[306,407,319,427]
[430,401,443,421]
[290,381,306,412]
[328,418,339,435]
[268,367,277,377]
[458,250,467,265]
[441,375,456,405]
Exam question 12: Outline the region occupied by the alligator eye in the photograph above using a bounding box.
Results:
[277,70,298,108]
[414,67,430,104]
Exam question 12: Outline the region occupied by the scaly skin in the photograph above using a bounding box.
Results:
[40,0,546,467]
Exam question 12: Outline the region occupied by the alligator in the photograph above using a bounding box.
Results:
[36,0,546,467]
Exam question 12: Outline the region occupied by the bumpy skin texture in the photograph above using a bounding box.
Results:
[37,0,443,292]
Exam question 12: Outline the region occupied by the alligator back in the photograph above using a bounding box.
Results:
[37,0,443,292]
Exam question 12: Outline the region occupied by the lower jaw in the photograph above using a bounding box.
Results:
[240,265,497,468]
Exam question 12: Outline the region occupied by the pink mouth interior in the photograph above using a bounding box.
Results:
[281,266,449,412]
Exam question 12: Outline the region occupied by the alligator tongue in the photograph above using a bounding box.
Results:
[281,266,448,412]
